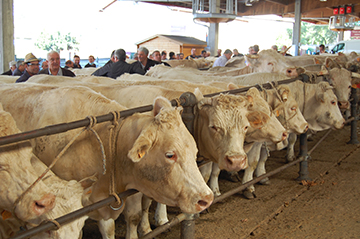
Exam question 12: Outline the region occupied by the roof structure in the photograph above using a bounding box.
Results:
[136,34,207,46]
[138,0,360,25]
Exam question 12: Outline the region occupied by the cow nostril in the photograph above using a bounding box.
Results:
[197,200,209,208]
[282,132,288,140]
[226,157,233,166]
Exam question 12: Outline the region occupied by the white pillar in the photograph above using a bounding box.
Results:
[0,0,15,73]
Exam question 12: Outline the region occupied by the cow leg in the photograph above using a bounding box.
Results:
[123,193,143,239]
[208,163,221,196]
[155,203,169,226]
[242,143,262,199]
[256,144,270,185]
[98,218,115,239]
[286,133,297,162]
[199,161,213,183]
[138,195,152,237]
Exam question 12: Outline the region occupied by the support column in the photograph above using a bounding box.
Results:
[338,31,344,41]
[292,0,301,56]
[0,0,15,73]
[208,0,220,56]
[208,23,219,56]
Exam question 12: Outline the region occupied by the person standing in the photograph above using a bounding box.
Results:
[108,48,145,79]
[134,47,162,71]
[85,55,96,68]
[38,51,75,77]
[315,44,327,55]
[212,49,232,67]
[185,48,198,59]
[1,61,17,75]
[12,60,25,76]
[16,53,41,83]
[73,55,82,69]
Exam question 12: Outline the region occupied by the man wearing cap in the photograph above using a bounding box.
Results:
[38,51,75,77]
[16,53,41,83]
[108,48,145,79]
[1,61,17,75]
[212,49,233,67]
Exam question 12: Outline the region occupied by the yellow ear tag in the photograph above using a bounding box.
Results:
[138,151,145,159]
[316,60,320,64]
[2,210,12,220]
[357,57,360,62]
[352,84,358,89]
[276,110,280,117]
[86,189,92,195]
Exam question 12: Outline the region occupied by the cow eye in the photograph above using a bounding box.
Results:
[244,126,248,131]
[291,107,296,111]
[348,85,352,89]
[165,152,177,161]
[331,100,336,105]
[210,125,218,131]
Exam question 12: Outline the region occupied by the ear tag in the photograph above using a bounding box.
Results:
[276,110,280,117]
[2,210,12,220]
[86,189,92,195]
[138,151,145,159]
[316,60,320,64]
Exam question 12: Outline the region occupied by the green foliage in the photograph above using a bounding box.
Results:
[275,22,338,47]
[35,32,79,52]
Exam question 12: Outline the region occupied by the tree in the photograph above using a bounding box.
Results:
[35,31,80,52]
[276,22,338,47]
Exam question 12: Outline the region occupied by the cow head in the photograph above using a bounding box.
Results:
[244,87,287,144]
[194,90,250,172]
[0,105,56,223]
[318,58,352,109]
[304,82,344,131]
[246,49,299,77]
[271,85,308,134]
[126,97,213,214]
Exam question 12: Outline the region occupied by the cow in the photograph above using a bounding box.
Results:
[71,67,98,76]
[0,84,213,239]
[163,58,213,69]
[0,76,18,84]
[0,104,56,225]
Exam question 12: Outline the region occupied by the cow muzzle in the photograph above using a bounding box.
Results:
[223,154,248,172]
[338,101,350,109]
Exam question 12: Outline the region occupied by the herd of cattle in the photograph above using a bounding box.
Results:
[0,49,360,239]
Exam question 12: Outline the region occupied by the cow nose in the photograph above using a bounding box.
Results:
[225,155,248,171]
[195,193,214,212]
[282,132,288,141]
[286,68,298,77]
[338,101,349,109]
[33,193,56,216]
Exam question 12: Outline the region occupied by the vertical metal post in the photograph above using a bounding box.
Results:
[347,87,359,144]
[296,133,311,181]
[179,92,197,136]
[292,0,301,56]
[0,0,15,72]
[180,214,195,239]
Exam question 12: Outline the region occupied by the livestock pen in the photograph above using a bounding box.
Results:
[1,75,358,239]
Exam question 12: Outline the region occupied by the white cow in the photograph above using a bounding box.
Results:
[0,105,56,225]
[0,84,213,239]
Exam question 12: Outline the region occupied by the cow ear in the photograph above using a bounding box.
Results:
[227,83,238,90]
[246,95,254,107]
[247,111,270,129]
[153,96,172,116]
[197,97,212,110]
[296,67,305,75]
[79,173,98,189]
[313,57,322,65]
[318,65,329,76]
[325,57,340,69]
[128,131,153,163]
[316,82,332,103]
[278,85,290,102]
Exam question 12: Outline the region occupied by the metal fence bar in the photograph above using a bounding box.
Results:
[10,189,139,239]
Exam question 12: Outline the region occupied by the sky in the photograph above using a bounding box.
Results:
[13,0,295,59]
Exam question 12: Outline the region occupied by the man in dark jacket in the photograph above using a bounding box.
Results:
[12,60,25,76]
[92,50,116,77]
[133,47,163,72]
[1,61,17,75]
[108,49,145,79]
[38,51,75,77]
[16,53,41,83]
